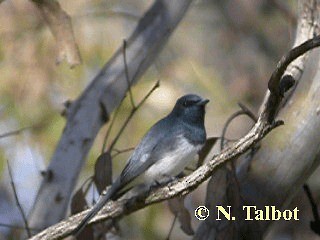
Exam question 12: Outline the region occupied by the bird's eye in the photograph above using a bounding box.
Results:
[183,100,188,107]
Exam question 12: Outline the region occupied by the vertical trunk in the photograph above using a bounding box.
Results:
[195,0,320,239]
[27,0,193,232]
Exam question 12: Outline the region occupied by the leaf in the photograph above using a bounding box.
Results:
[32,0,82,67]
[71,188,87,215]
[70,187,103,239]
[197,137,218,167]
[168,196,194,236]
[93,151,112,194]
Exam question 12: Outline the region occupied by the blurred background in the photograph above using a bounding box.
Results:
[0,0,307,239]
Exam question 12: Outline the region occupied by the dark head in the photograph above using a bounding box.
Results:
[171,94,209,125]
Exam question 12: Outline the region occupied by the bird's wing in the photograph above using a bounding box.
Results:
[119,120,182,186]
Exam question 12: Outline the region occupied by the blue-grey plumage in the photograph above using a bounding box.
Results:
[72,94,209,236]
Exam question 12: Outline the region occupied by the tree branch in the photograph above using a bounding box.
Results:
[7,161,31,238]
[195,1,320,239]
[108,80,160,152]
[0,126,30,139]
[27,32,320,240]
[27,0,194,232]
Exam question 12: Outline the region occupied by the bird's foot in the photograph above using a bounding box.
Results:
[153,175,178,187]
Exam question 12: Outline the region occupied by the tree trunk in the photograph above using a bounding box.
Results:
[27,0,193,232]
[194,0,320,239]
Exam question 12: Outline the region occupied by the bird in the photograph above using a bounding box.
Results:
[72,94,209,236]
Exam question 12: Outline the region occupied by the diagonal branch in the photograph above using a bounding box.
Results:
[108,80,160,152]
[0,126,31,139]
[28,34,320,240]
[7,161,31,238]
[122,40,136,109]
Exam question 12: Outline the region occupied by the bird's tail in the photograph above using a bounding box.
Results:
[71,180,121,237]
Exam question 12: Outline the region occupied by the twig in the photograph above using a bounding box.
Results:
[221,103,258,200]
[101,106,121,154]
[220,103,257,205]
[166,216,177,240]
[80,176,93,196]
[238,103,257,122]
[0,127,31,139]
[108,80,160,151]
[123,39,136,108]
[111,147,135,158]
[220,110,245,150]
[220,103,257,150]
[303,184,320,221]
[74,9,141,21]
[7,161,31,237]
[101,39,150,153]
[303,184,320,235]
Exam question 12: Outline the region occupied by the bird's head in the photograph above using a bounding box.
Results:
[171,94,209,125]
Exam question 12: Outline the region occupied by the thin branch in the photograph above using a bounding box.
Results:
[7,161,31,237]
[220,103,257,205]
[75,9,141,21]
[123,39,136,109]
[81,177,93,196]
[166,216,177,240]
[108,80,160,151]
[101,106,121,154]
[237,103,257,122]
[220,110,246,150]
[101,44,154,153]
[111,147,135,158]
[220,103,257,150]
[303,184,320,221]
[101,39,144,153]
[0,127,31,139]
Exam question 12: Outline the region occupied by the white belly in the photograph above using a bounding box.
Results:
[143,138,203,183]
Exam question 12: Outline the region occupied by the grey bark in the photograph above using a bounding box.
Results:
[27,0,193,231]
[26,0,320,239]
[27,24,320,240]
[194,0,320,239]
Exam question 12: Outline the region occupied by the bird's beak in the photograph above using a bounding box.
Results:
[197,98,209,106]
